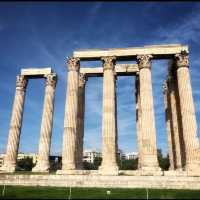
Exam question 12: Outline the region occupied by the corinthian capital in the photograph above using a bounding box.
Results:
[174,51,189,69]
[46,73,57,88]
[67,57,80,72]
[79,73,87,87]
[136,54,153,69]
[16,75,28,89]
[101,56,116,71]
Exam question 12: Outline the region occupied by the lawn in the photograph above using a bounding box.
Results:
[0,185,200,199]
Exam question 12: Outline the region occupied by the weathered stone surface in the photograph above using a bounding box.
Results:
[21,68,52,76]
[163,81,176,170]
[135,75,143,169]
[0,75,28,172]
[99,56,119,175]
[175,52,200,175]
[167,77,183,170]
[2,45,200,188]
[32,73,57,172]
[1,174,200,189]
[80,64,139,76]
[74,44,188,59]
[58,57,80,174]
[76,73,87,169]
[137,55,161,174]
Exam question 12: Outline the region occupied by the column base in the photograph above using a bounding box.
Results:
[32,164,50,173]
[139,166,163,176]
[186,163,200,176]
[61,163,76,171]
[164,169,187,176]
[0,163,16,173]
[56,169,98,175]
[98,165,119,176]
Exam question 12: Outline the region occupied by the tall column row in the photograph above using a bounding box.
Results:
[1,73,57,173]
[58,55,162,175]
[2,51,199,176]
[163,51,200,175]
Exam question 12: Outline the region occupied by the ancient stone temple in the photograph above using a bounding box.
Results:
[0,44,200,189]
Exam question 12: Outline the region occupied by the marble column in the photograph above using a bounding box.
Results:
[163,81,176,170]
[115,77,118,164]
[175,51,200,175]
[32,73,57,172]
[135,75,143,169]
[1,75,28,172]
[58,57,80,173]
[99,56,119,175]
[174,73,186,168]
[167,74,183,170]
[76,73,87,169]
[136,55,161,174]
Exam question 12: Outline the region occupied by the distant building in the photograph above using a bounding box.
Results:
[118,149,126,160]
[0,150,138,168]
[125,152,138,160]
[0,153,38,167]
[83,150,101,163]
[17,153,38,164]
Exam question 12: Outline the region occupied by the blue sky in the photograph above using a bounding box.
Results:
[0,2,200,156]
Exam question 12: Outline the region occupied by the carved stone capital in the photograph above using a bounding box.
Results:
[174,51,189,69]
[101,56,116,71]
[136,54,153,69]
[46,73,57,88]
[79,73,87,87]
[67,57,80,72]
[16,75,28,90]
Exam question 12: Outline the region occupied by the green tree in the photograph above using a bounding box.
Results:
[157,149,170,170]
[83,161,95,170]
[119,158,138,170]
[17,157,35,171]
[93,157,102,169]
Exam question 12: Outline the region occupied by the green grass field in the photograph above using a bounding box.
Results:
[0,186,200,199]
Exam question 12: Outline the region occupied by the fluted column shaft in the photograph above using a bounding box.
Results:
[99,56,118,175]
[167,76,183,169]
[135,75,143,169]
[175,51,200,173]
[2,75,28,172]
[76,73,87,169]
[33,73,57,172]
[174,75,186,167]
[163,81,175,170]
[137,55,160,172]
[61,57,80,171]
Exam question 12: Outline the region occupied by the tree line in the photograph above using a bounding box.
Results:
[16,149,170,172]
